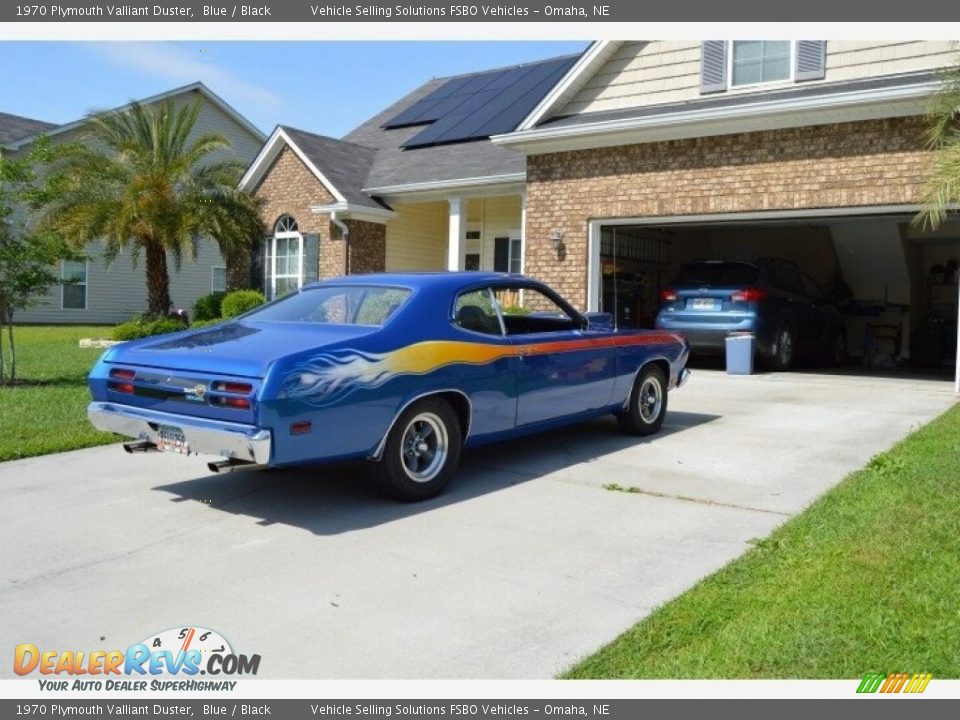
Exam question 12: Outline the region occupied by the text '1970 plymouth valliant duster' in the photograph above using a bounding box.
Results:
[88,273,690,500]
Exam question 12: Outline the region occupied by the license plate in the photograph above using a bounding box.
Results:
[156,424,189,455]
[691,298,717,310]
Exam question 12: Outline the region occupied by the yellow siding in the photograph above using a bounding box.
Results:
[558,40,959,117]
[385,201,448,270]
[478,196,522,270]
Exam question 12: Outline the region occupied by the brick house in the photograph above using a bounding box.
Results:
[242,41,960,370]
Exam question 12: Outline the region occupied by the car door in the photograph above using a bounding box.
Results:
[495,283,617,426]
[450,286,518,438]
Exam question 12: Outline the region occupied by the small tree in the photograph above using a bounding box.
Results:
[915,61,960,230]
[41,99,264,317]
[0,138,79,385]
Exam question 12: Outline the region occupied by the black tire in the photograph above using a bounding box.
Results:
[616,365,668,436]
[827,329,846,367]
[368,397,462,501]
[768,324,796,371]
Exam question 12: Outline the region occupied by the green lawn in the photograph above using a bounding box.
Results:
[565,404,960,679]
[0,326,117,462]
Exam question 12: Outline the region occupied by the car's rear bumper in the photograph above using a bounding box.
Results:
[87,401,272,465]
[656,321,775,356]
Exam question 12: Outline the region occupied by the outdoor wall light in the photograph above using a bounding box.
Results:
[549,230,564,256]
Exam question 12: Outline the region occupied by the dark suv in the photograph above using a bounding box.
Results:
[654,258,844,370]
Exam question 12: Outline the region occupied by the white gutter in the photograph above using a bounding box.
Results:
[310,202,396,223]
[492,80,940,153]
[362,172,526,197]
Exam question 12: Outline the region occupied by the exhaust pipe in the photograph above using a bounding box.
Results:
[124,440,157,453]
[207,458,263,474]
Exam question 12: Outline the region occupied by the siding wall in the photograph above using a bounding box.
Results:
[559,41,958,116]
[16,89,263,325]
[384,201,448,270]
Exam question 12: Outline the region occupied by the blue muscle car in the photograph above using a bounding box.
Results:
[88,273,690,500]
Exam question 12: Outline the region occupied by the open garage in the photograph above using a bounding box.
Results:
[587,208,960,382]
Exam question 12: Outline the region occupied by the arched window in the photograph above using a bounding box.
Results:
[265,215,303,300]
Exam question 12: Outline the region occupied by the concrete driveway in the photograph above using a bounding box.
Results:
[0,370,954,678]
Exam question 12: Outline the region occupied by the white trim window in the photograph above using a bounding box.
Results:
[211,266,227,293]
[730,41,793,88]
[265,215,303,300]
[61,260,88,310]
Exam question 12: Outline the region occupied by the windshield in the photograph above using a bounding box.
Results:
[245,285,412,326]
[673,262,759,287]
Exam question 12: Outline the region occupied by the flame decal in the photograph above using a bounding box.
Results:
[282,341,513,406]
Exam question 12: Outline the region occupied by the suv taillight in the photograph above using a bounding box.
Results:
[660,288,678,302]
[731,288,767,302]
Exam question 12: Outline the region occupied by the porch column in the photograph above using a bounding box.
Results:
[519,191,527,275]
[447,196,464,271]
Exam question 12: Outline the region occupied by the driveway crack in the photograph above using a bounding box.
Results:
[603,483,791,517]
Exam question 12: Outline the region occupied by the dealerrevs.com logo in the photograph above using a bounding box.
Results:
[14,626,260,692]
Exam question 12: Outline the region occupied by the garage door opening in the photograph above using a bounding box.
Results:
[590,209,959,383]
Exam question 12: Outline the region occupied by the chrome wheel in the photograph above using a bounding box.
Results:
[399,412,448,483]
[638,375,663,423]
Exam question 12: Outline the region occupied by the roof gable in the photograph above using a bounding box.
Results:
[2,82,265,151]
[0,111,57,147]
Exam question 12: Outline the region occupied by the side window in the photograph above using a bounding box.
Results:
[453,288,502,336]
[770,264,804,295]
[493,286,579,335]
[801,273,823,300]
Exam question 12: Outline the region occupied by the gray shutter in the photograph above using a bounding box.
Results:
[700,41,728,94]
[302,233,319,285]
[795,41,826,82]
[493,237,510,273]
[251,238,267,293]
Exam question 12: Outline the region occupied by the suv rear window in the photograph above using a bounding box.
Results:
[673,262,759,287]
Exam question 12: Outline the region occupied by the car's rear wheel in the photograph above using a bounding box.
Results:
[769,325,796,371]
[616,365,668,436]
[369,397,462,501]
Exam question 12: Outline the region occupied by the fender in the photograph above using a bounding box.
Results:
[368,388,473,461]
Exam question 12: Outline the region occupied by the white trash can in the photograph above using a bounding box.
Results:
[725,332,755,375]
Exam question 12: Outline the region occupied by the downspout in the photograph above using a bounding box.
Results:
[331,211,350,275]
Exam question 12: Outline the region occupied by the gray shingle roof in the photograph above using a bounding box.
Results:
[279,126,385,211]
[344,78,528,190]
[279,54,582,201]
[0,111,57,147]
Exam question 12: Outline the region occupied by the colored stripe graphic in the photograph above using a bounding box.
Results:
[283,335,677,407]
[858,672,932,694]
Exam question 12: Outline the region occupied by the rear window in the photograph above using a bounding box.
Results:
[673,262,759,287]
[245,285,411,326]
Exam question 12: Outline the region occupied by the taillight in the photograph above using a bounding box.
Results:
[213,396,250,410]
[731,287,767,302]
[109,368,136,380]
[660,288,678,302]
[214,381,252,394]
[109,382,135,394]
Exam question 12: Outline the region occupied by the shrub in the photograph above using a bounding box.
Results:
[193,291,226,322]
[189,318,223,330]
[112,317,188,341]
[221,289,265,318]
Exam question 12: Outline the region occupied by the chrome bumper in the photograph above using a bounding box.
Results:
[87,402,272,465]
[678,367,691,388]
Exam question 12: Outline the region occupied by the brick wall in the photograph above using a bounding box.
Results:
[251,146,386,282]
[524,116,934,309]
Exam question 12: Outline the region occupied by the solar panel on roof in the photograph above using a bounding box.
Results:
[380,55,579,148]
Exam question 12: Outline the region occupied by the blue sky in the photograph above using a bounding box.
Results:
[0,42,588,138]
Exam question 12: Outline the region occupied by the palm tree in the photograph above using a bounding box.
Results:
[916,61,960,230]
[43,99,263,317]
